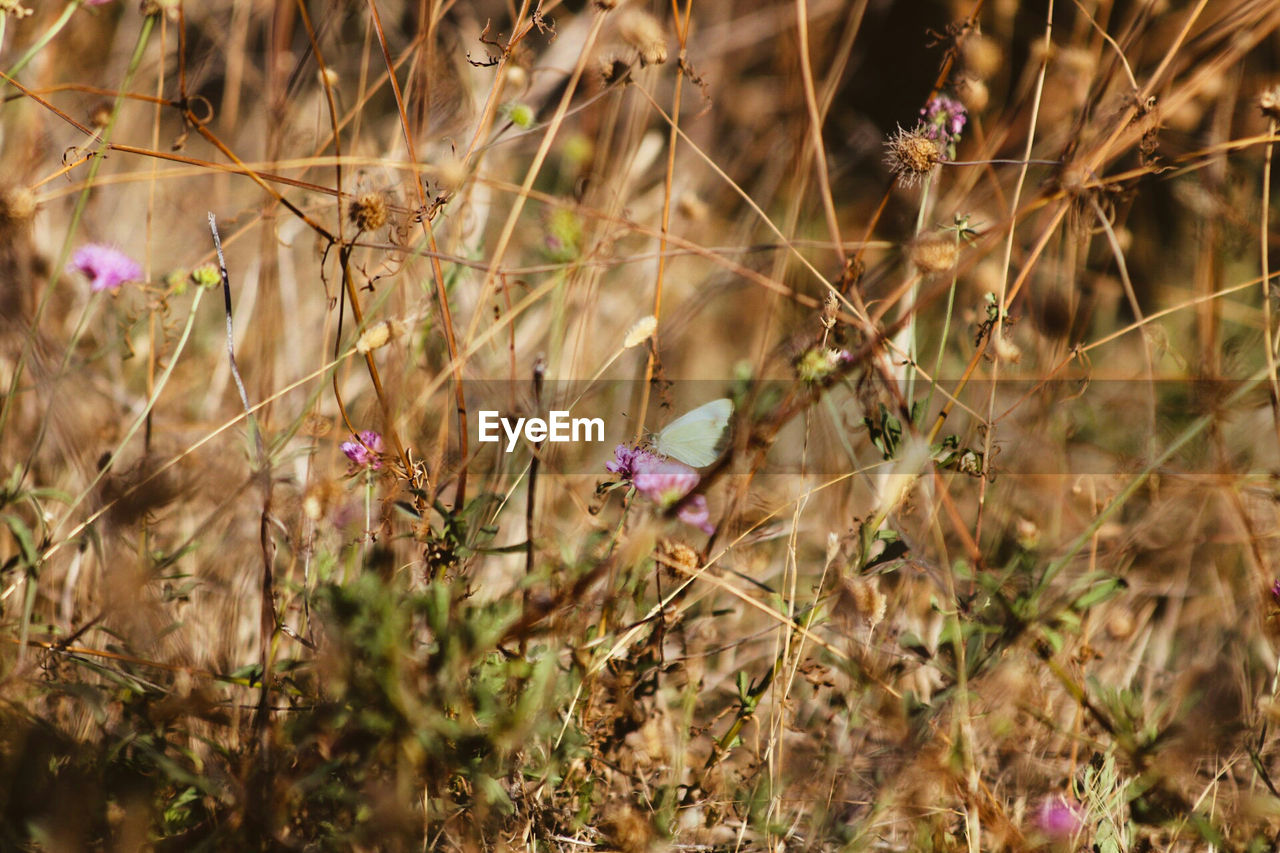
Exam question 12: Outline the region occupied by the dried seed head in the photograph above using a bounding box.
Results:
[436,156,468,192]
[593,0,620,10]
[90,101,113,130]
[503,64,528,92]
[821,290,839,329]
[884,126,941,187]
[676,192,708,222]
[140,0,180,19]
[958,78,989,113]
[910,233,959,274]
[318,67,340,89]
[600,803,654,853]
[0,1,33,18]
[0,186,37,225]
[348,192,389,232]
[961,34,1002,80]
[1260,85,1280,121]
[356,319,398,354]
[836,576,886,631]
[599,54,633,86]
[619,10,668,66]
[623,315,657,348]
[660,540,700,575]
[992,333,1022,364]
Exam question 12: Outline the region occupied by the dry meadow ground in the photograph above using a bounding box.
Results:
[4,0,1280,850]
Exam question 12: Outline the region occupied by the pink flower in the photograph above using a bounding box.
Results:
[83,0,116,5]
[634,460,699,507]
[69,244,142,292]
[606,444,664,481]
[676,493,714,534]
[1035,795,1082,840]
[341,430,384,470]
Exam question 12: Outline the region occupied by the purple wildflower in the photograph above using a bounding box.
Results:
[69,244,142,292]
[1271,578,1280,605]
[919,95,967,157]
[1034,795,1082,840]
[83,0,116,5]
[606,443,664,481]
[634,460,700,507]
[676,493,714,534]
[341,430,384,470]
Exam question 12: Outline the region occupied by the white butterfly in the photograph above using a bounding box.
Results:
[653,398,733,467]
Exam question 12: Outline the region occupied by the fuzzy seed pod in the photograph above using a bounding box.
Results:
[961,34,1002,80]
[348,192,389,232]
[910,233,959,274]
[619,10,668,66]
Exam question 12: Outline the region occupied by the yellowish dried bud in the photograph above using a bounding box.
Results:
[676,192,708,222]
[619,10,668,66]
[959,78,989,113]
[992,333,1022,364]
[910,233,958,274]
[356,320,394,354]
[504,64,528,92]
[961,34,1002,80]
[318,68,340,89]
[436,157,468,192]
[0,186,37,224]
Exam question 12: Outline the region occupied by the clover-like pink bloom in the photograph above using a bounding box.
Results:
[606,444,664,481]
[633,460,699,507]
[69,244,142,292]
[341,430,384,470]
[1035,795,1082,840]
[676,493,714,534]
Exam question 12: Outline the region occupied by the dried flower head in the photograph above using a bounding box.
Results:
[660,540,700,574]
[1260,85,1280,121]
[599,54,633,86]
[341,430,384,470]
[140,0,180,19]
[623,315,657,349]
[89,101,113,129]
[0,0,33,18]
[884,126,942,188]
[348,192,389,232]
[69,244,142,293]
[910,233,959,274]
[961,34,1002,80]
[619,10,668,66]
[0,186,37,225]
[796,347,853,383]
[836,575,886,631]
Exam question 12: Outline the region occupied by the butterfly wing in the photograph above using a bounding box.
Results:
[654,398,733,467]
